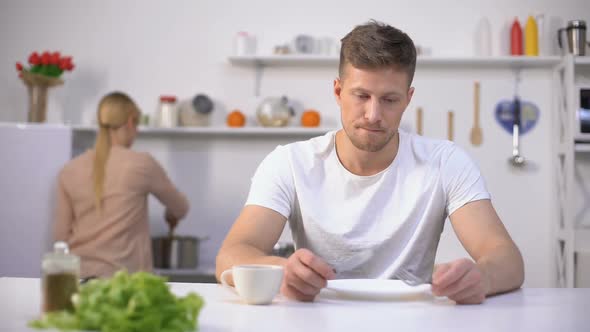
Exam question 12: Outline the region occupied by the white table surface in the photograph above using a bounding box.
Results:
[1,277,589,332]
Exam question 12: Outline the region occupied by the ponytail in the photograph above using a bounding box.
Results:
[93,125,111,211]
[92,92,139,213]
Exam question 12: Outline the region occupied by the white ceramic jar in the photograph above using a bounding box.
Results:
[156,95,178,128]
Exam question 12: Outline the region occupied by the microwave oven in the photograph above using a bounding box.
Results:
[575,86,590,142]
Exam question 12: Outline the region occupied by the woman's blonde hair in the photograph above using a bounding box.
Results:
[93,91,140,211]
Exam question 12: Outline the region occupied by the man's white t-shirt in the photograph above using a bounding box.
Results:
[245,129,491,280]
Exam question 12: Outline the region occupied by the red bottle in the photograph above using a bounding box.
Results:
[511,18,523,55]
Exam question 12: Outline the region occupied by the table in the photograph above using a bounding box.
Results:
[1,277,588,331]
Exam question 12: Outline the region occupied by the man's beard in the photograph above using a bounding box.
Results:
[344,125,397,152]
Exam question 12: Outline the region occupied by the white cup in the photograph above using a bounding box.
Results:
[220,264,284,305]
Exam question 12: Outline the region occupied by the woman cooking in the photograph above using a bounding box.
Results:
[53,91,189,278]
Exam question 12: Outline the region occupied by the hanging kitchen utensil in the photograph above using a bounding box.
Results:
[168,219,176,239]
[470,82,483,146]
[509,96,526,167]
[494,100,539,135]
[508,72,526,167]
[447,110,454,141]
[416,107,423,135]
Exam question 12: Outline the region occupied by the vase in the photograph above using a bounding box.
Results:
[27,84,49,122]
[20,71,63,123]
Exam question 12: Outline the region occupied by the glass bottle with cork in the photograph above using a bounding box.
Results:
[41,241,80,313]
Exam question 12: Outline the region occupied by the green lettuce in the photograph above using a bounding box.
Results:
[30,271,204,332]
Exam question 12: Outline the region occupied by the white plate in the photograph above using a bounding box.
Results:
[325,279,432,300]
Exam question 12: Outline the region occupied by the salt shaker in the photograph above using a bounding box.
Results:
[41,241,80,313]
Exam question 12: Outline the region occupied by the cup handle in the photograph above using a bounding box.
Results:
[557,28,566,49]
[220,269,236,293]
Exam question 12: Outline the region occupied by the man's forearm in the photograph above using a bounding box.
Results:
[476,243,525,296]
[215,243,287,283]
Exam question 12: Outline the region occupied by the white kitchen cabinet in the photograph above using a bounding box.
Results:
[0,123,72,277]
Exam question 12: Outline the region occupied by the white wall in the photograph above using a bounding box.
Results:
[2,0,590,286]
[1,0,588,123]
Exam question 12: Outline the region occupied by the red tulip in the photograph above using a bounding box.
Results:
[28,52,40,65]
[61,56,74,70]
[16,62,23,71]
[58,58,68,70]
[50,52,60,65]
[41,51,51,65]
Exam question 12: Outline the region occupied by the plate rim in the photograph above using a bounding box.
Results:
[326,278,431,296]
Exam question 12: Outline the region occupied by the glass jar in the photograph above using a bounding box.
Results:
[41,241,80,313]
[155,95,178,128]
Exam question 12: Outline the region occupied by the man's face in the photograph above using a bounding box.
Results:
[334,63,414,152]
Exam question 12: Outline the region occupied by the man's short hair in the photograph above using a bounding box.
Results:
[339,20,417,87]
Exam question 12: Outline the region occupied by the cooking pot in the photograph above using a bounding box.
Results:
[152,235,209,269]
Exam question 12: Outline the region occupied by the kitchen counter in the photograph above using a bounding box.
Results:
[1,277,589,332]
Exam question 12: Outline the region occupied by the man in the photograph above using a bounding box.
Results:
[216,21,524,304]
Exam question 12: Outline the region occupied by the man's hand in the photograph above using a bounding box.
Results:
[281,248,336,302]
[431,258,490,304]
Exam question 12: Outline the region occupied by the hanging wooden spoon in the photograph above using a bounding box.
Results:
[470,82,483,146]
[416,107,423,135]
[447,110,454,141]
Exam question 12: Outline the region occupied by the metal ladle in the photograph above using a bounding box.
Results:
[509,95,526,167]
[508,70,525,167]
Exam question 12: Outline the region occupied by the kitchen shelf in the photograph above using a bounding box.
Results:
[575,227,590,253]
[72,125,335,137]
[228,55,562,69]
[574,56,590,66]
[575,143,590,152]
[229,54,337,66]
[229,55,562,96]
[575,134,590,143]
[417,56,562,69]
